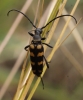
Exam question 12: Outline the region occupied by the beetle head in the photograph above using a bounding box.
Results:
[35,28,42,35]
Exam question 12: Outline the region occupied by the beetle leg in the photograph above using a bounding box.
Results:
[41,31,49,40]
[28,32,34,37]
[41,37,46,40]
[40,76,44,89]
[43,56,49,68]
[42,43,53,48]
[48,61,51,63]
[24,45,30,51]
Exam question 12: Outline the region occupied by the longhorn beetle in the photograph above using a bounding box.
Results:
[7,9,77,89]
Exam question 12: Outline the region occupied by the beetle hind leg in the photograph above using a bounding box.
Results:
[40,76,44,89]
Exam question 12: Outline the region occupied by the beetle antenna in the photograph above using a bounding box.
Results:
[40,76,44,89]
[41,15,77,29]
[7,9,37,29]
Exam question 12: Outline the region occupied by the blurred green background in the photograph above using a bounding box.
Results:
[0,0,83,100]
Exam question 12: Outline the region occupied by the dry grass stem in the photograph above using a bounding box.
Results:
[38,0,57,28]
[1,0,80,100]
[13,52,29,100]
[60,46,83,76]
[63,8,83,53]
[48,0,80,60]
[37,0,44,26]
[44,0,67,52]
[13,1,43,100]
[19,72,34,100]
[0,49,27,100]
[0,0,33,54]
[59,17,83,76]
[27,0,66,99]
[42,0,62,37]
[53,17,82,78]
[59,17,83,77]
[33,0,41,26]
[16,0,63,99]
[59,17,82,47]
[0,0,33,99]
[38,0,44,24]
[27,1,80,99]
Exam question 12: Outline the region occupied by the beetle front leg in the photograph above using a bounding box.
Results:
[28,32,34,37]
[41,31,49,40]
[24,45,30,51]
[43,56,49,68]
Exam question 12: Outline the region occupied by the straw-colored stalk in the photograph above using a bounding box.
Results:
[27,0,80,100]
[13,0,63,100]
[0,0,33,100]
[0,0,33,54]
[13,0,41,99]
[13,0,80,100]
[63,9,83,53]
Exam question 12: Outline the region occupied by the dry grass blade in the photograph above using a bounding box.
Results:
[0,0,33,98]
[27,0,80,99]
[63,9,83,53]
[13,0,80,100]
[0,0,33,54]
[33,0,41,26]
[59,17,82,47]
[44,0,67,52]
[14,1,42,100]
[61,46,83,77]
[42,0,62,37]
[27,0,66,99]
[0,50,26,100]
[59,17,83,77]
[48,0,80,60]
[38,0,44,25]
[0,0,33,100]
[22,1,60,99]
[19,71,34,100]
[13,52,29,100]
[55,17,83,78]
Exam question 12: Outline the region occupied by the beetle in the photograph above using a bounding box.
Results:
[7,9,77,89]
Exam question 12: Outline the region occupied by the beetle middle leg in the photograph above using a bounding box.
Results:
[42,43,53,48]
[43,56,49,68]
[24,45,30,51]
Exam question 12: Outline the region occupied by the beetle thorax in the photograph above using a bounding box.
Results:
[33,28,42,42]
[33,34,41,41]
